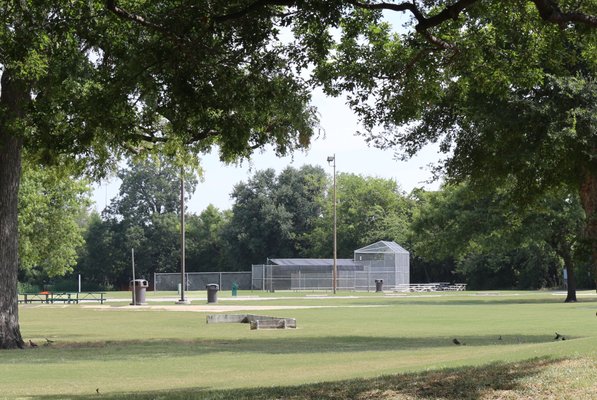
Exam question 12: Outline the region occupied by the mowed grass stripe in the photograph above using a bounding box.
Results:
[2,291,595,398]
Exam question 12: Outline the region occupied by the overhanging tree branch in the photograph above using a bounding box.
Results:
[344,0,596,50]
[346,0,596,28]
[531,0,597,27]
[211,0,295,23]
[107,0,596,48]
[106,0,168,34]
[344,0,475,50]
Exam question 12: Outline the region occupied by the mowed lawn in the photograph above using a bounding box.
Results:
[3,291,597,399]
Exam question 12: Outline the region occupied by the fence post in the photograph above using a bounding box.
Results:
[269,265,273,292]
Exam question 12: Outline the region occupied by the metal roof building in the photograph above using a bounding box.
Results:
[252,241,409,291]
[354,241,410,288]
[268,258,360,267]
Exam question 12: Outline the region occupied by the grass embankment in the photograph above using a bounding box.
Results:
[3,290,596,399]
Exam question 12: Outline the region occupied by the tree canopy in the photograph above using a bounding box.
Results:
[73,166,590,297]
[1,0,318,349]
[104,156,198,223]
[2,0,596,349]
[292,0,596,290]
[76,166,417,286]
[18,160,91,280]
[78,157,197,286]
[410,183,586,298]
[304,173,412,258]
[225,165,328,265]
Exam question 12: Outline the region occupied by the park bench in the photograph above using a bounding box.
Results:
[18,292,106,304]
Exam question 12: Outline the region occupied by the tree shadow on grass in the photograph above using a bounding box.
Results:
[36,357,573,400]
[1,334,565,364]
[349,296,597,306]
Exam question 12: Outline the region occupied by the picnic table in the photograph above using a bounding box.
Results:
[19,292,106,304]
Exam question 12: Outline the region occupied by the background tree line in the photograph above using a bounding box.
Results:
[19,156,593,292]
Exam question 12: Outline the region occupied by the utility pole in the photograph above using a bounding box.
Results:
[177,167,190,304]
[327,155,337,294]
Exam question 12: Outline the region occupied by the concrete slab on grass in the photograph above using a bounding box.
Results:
[206,314,297,329]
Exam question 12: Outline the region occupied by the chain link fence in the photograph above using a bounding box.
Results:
[154,272,251,291]
[156,241,409,292]
[251,264,397,291]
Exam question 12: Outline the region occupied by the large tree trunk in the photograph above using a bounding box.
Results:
[579,169,597,293]
[0,70,26,350]
[561,246,577,303]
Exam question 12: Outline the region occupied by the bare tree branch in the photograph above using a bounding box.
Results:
[106,1,165,33]
[346,0,596,29]
[344,0,424,19]
[419,29,457,51]
[187,128,220,145]
[211,0,295,23]
[105,0,186,42]
[345,0,595,49]
[345,0,477,50]
[107,0,596,46]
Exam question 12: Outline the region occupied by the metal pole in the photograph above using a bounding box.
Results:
[131,248,136,305]
[177,167,189,304]
[269,265,273,292]
[328,154,337,294]
[78,274,81,293]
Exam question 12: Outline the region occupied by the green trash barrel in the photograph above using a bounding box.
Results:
[231,282,238,297]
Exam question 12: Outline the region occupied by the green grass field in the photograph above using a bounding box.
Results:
[3,290,597,399]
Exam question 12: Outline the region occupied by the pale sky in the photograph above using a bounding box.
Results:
[92,89,443,214]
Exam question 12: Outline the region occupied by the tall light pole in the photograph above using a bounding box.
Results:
[327,155,337,294]
[177,166,190,304]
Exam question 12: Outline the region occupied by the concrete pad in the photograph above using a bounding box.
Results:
[206,313,297,329]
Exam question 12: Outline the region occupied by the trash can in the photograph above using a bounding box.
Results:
[231,282,238,297]
[374,279,384,293]
[130,279,149,305]
[206,284,219,304]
